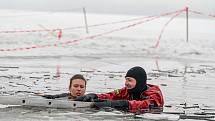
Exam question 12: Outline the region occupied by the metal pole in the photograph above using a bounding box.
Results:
[83,7,89,34]
[186,7,189,42]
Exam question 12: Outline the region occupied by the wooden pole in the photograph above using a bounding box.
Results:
[83,7,89,34]
[185,7,189,42]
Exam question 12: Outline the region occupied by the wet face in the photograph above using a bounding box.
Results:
[125,77,137,90]
[69,79,86,98]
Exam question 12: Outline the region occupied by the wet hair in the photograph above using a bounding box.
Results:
[69,74,87,89]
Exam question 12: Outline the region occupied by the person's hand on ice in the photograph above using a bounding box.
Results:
[75,93,98,102]
[91,100,129,110]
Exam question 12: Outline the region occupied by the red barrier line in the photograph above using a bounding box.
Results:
[0,29,59,34]
[45,9,185,48]
[64,9,184,30]
[0,9,185,34]
[0,8,185,52]
[89,8,186,39]
[154,9,186,48]
[0,16,155,52]
[189,9,215,19]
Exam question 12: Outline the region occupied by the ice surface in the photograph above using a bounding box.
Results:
[0,9,215,121]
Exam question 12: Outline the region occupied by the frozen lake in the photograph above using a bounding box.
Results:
[0,9,215,120]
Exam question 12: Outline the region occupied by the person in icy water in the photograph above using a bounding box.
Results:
[42,74,86,100]
[75,66,164,113]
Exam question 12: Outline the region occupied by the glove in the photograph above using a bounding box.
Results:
[92,100,129,110]
[75,93,98,102]
[42,93,69,99]
[42,95,56,99]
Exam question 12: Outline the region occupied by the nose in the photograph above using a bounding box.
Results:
[125,79,129,85]
[77,86,81,91]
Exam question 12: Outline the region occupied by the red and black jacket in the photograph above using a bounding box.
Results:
[97,84,164,113]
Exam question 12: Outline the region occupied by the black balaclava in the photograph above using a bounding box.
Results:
[125,66,147,97]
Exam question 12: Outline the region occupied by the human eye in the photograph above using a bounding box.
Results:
[80,85,85,88]
[73,84,79,88]
[127,78,132,82]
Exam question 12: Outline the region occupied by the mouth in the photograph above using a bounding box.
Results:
[76,93,81,96]
[125,85,132,89]
[126,84,135,89]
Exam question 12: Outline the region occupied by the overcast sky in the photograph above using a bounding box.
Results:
[0,0,214,15]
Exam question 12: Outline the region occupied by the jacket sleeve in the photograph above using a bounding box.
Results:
[97,88,127,100]
[42,93,69,99]
[128,87,164,113]
[96,86,164,113]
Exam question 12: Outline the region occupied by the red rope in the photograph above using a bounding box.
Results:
[0,8,186,52]
[189,10,215,19]
[154,8,186,48]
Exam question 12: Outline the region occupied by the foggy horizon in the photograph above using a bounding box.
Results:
[0,0,214,16]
